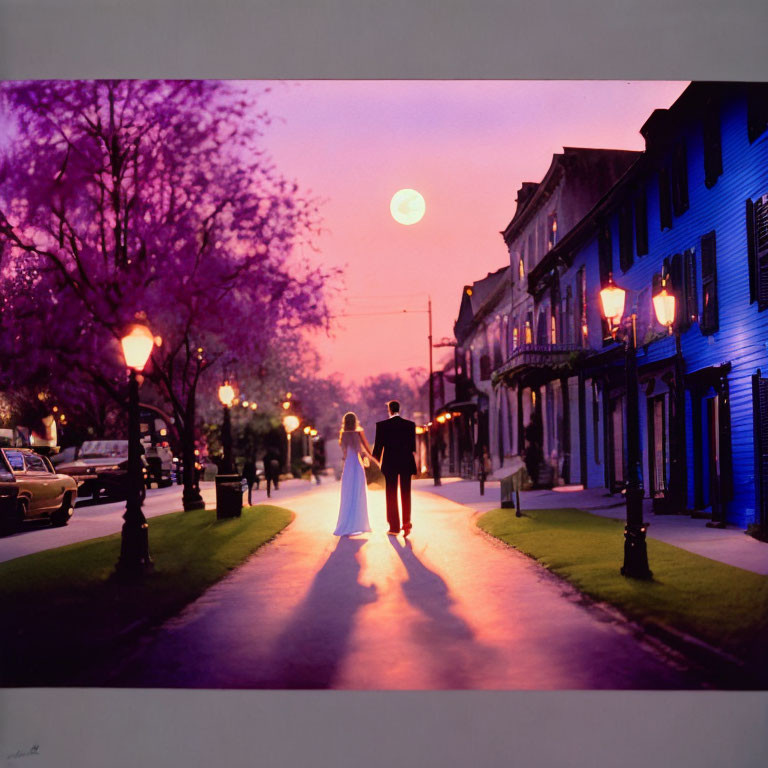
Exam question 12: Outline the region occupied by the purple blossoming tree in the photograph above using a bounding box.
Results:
[0,80,337,508]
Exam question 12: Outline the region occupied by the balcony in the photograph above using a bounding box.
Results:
[493,343,583,383]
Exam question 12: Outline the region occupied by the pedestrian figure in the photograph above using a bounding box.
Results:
[373,400,418,537]
[311,453,322,485]
[242,458,259,505]
[263,446,281,498]
[478,445,492,496]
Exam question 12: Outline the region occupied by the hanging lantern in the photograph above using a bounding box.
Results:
[653,277,676,332]
[599,273,626,325]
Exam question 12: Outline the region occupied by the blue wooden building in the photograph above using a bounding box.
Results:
[521,82,768,529]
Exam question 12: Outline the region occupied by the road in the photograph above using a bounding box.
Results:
[105,481,703,690]
[0,478,317,564]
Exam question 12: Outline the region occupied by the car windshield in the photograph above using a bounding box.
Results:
[80,440,129,458]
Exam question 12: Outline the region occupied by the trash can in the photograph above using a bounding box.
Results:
[215,473,243,519]
[500,456,526,516]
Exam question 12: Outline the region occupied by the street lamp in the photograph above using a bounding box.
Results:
[283,414,300,476]
[116,321,155,577]
[599,275,652,580]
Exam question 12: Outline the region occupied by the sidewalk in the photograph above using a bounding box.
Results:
[415,478,768,576]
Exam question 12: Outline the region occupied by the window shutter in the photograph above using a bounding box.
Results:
[672,141,689,216]
[747,85,768,144]
[753,371,768,530]
[619,203,634,272]
[703,104,723,188]
[700,231,718,334]
[598,224,612,286]
[748,198,757,303]
[658,168,672,230]
[670,253,687,331]
[635,192,649,256]
[685,248,698,325]
[756,195,768,312]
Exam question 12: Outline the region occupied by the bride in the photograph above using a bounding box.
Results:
[334,412,378,536]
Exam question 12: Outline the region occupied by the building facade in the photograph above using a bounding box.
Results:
[494,148,641,486]
[521,82,768,528]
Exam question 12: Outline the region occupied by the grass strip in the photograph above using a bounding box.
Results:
[477,507,768,670]
[1,504,293,686]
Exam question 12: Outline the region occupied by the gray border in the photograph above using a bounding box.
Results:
[0,0,767,79]
[1,0,767,766]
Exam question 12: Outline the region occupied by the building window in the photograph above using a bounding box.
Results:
[619,203,634,272]
[547,212,558,250]
[748,194,768,310]
[669,250,698,332]
[703,102,723,188]
[700,231,718,334]
[658,167,673,231]
[512,326,519,350]
[747,84,768,144]
[635,192,649,256]
[685,248,698,325]
[550,313,557,344]
[597,224,612,286]
[519,255,525,281]
[671,141,689,217]
[480,353,491,381]
[576,267,588,347]
[536,310,548,345]
[524,314,533,344]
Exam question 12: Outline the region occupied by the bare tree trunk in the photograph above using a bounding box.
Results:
[181,392,205,511]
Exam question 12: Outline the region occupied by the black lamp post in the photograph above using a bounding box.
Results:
[600,275,652,580]
[116,322,155,577]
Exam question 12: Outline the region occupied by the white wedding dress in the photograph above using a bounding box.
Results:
[334,430,372,536]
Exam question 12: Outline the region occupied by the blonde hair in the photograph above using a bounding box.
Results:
[338,411,360,444]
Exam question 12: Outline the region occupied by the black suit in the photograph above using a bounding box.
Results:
[373,415,417,532]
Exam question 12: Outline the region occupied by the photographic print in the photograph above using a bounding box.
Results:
[1,78,767,694]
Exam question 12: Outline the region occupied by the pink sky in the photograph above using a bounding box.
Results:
[254,81,688,385]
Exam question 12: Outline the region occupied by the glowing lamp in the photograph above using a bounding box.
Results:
[303,426,311,435]
[310,429,318,436]
[242,400,250,408]
[250,403,258,410]
[445,413,452,420]
[121,323,155,371]
[283,414,300,434]
[218,383,236,407]
[282,401,291,410]
[415,426,424,435]
[599,274,626,325]
[436,415,446,424]
[653,278,676,332]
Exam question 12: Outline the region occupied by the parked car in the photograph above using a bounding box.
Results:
[0,447,77,531]
[141,438,174,488]
[55,440,149,500]
[0,450,20,535]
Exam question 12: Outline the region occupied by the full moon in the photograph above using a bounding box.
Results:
[390,188,426,225]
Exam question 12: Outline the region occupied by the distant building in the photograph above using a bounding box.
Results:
[494,148,641,485]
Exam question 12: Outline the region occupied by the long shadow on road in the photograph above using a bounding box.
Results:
[257,536,377,688]
[387,536,497,688]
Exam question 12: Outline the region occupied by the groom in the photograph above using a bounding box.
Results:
[373,400,417,537]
